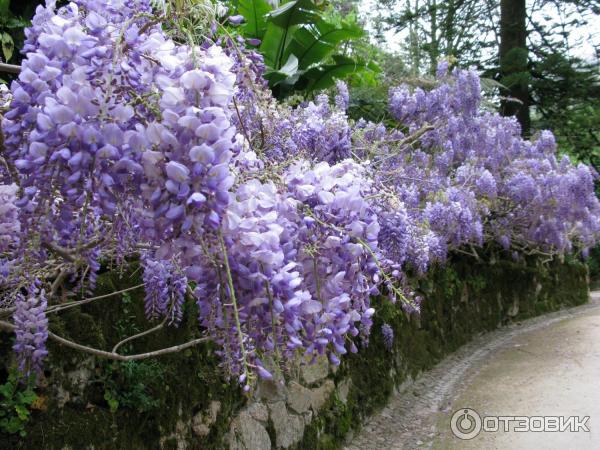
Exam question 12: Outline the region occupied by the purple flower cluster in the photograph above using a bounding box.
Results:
[284,160,380,360]
[1,2,599,385]
[2,0,237,262]
[382,66,600,256]
[201,179,308,380]
[4,0,152,239]
[188,160,380,383]
[381,323,394,351]
[0,183,20,251]
[141,255,188,326]
[13,282,48,375]
[258,94,352,164]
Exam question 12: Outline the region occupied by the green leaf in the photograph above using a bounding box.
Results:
[284,19,364,70]
[259,24,287,68]
[302,55,379,92]
[260,0,319,69]
[104,391,119,413]
[17,390,37,405]
[0,382,15,398]
[14,404,30,421]
[266,0,319,28]
[238,0,272,40]
[7,17,30,29]
[3,416,24,434]
[1,32,14,62]
[264,54,300,86]
[480,77,508,92]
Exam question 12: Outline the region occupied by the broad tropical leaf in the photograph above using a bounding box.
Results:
[284,19,364,70]
[263,54,301,86]
[266,0,319,28]
[302,55,380,92]
[238,0,272,40]
[260,0,319,68]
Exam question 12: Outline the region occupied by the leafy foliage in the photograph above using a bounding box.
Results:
[531,52,600,170]
[0,0,32,65]
[98,361,165,414]
[231,0,379,97]
[238,0,272,39]
[0,369,38,436]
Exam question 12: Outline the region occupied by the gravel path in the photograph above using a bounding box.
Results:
[344,292,600,450]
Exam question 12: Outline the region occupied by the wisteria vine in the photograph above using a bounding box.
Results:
[0,0,598,389]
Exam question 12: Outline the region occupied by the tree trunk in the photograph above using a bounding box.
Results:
[427,0,439,75]
[499,0,530,136]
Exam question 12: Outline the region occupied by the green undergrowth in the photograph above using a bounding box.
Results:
[0,369,38,437]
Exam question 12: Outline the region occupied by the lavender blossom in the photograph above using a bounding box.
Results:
[13,284,48,375]
[381,323,394,351]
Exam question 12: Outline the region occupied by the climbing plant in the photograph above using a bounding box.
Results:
[0,0,598,395]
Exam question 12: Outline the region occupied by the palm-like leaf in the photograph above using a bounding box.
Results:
[233,0,378,97]
[238,0,272,40]
[302,55,380,92]
[284,19,364,70]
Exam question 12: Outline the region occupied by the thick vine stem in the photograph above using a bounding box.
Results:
[0,319,210,361]
[42,242,77,263]
[0,62,20,74]
[375,124,436,164]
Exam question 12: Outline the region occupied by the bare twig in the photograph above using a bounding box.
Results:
[46,283,145,314]
[469,244,481,261]
[0,283,145,318]
[50,268,71,297]
[111,318,166,353]
[375,124,436,165]
[0,128,21,189]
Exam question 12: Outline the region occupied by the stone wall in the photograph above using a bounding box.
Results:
[0,254,589,450]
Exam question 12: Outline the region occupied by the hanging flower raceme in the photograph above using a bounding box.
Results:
[13,281,48,375]
[283,159,380,361]
[0,183,20,252]
[200,179,310,383]
[0,0,239,374]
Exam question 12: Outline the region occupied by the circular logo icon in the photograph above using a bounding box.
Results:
[450,408,482,440]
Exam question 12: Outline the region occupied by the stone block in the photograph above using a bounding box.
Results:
[310,379,335,412]
[287,381,312,414]
[268,401,304,449]
[300,355,329,384]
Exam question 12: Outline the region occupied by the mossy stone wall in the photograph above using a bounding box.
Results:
[297,255,588,450]
[0,255,588,450]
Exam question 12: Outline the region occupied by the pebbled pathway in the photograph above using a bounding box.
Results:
[344,292,600,450]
